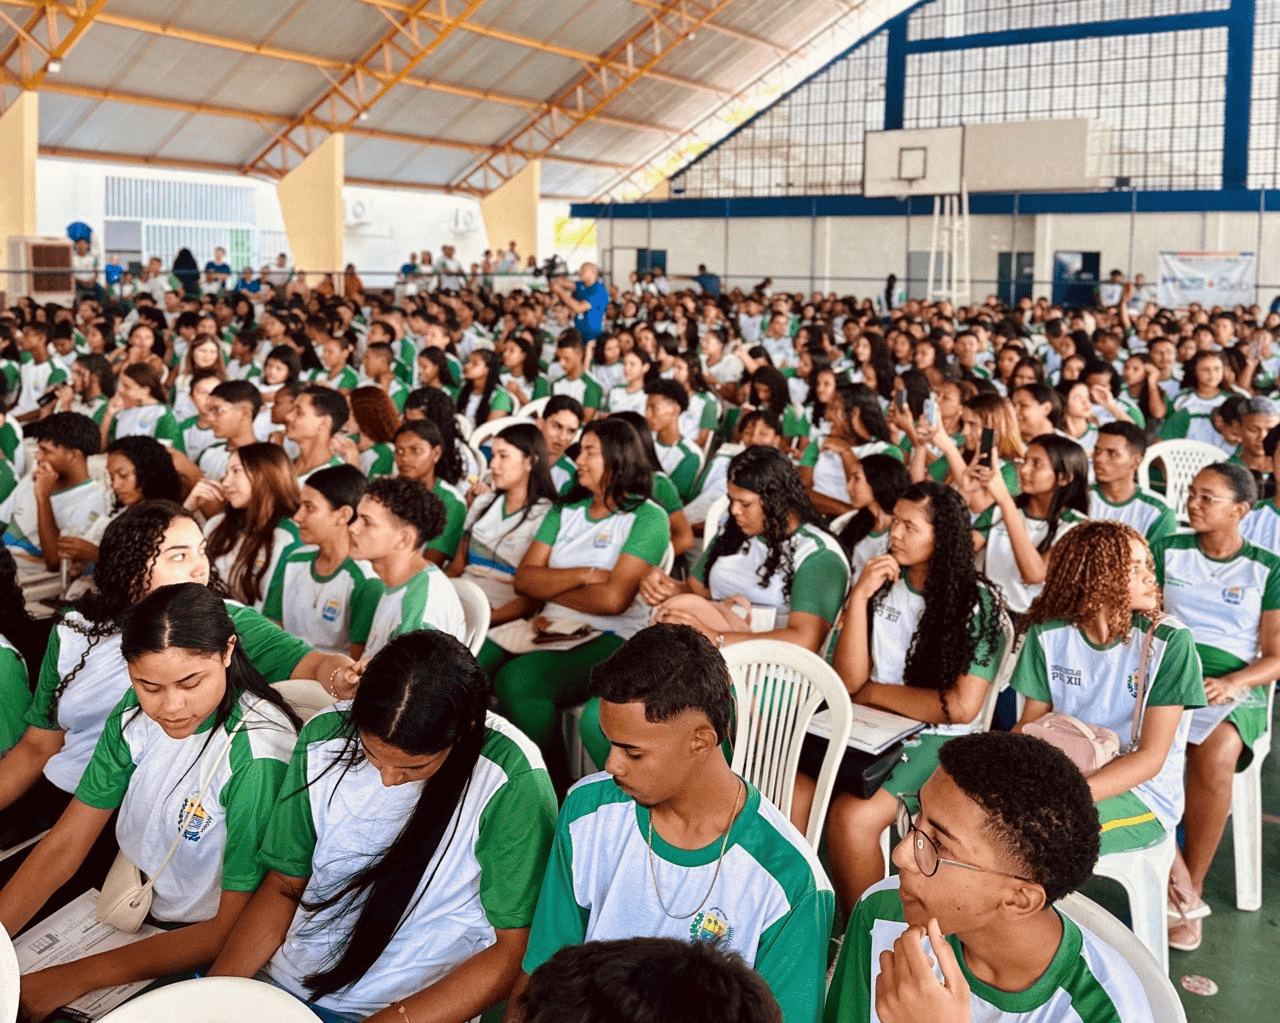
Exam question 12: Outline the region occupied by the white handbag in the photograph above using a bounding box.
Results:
[97,709,249,932]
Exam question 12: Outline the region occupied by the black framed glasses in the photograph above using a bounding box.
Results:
[896,795,1036,883]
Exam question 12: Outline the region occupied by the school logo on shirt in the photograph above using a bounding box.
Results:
[873,602,901,624]
[1051,664,1083,688]
[321,597,343,623]
[593,528,612,549]
[690,907,733,944]
[1222,585,1244,605]
[1126,672,1138,699]
[178,794,216,842]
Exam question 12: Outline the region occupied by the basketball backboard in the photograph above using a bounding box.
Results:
[864,126,963,197]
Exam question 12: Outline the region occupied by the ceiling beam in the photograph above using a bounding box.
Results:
[450,0,738,194]
[629,0,787,55]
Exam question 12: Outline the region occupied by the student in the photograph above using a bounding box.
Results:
[1013,522,1204,861]
[1161,350,1230,447]
[102,363,185,451]
[673,350,720,449]
[835,453,912,580]
[610,411,695,557]
[970,434,1090,618]
[823,732,1158,1023]
[1241,423,1280,553]
[500,335,547,408]
[361,340,409,413]
[170,334,226,421]
[417,347,461,401]
[537,395,584,492]
[550,330,605,421]
[193,443,302,611]
[264,465,380,656]
[0,412,109,574]
[197,379,262,483]
[494,418,670,787]
[606,346,653,416]
[213,630,557,1023]
[807,481,1006,913]
[799,385,901,517]
[286,384,349,483]
[508,625,833,1023]
[54,352,114,425]
[0,548,39,753]
[1088,421,1177,545]
[1153,464,1280,951]
[393,421,469,566]
[0,584,300,1021]
[519,938,782,1023]
[645,378,701,502]
[348,476,468,659]
[684,410,782,531]
[591,332,626,391]
[459,348,514,428]
[307,331,360,390]
[176,369,222,465]
[1009,383,1061,445]
[11,323,67,422]
[1231,395,1280,499]
[403,384,480,483]
[346,385,400,478]
[253,343,300,435]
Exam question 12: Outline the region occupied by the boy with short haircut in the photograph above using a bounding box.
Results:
[645,379,701,502]
[225,331,262,382]
[551,331,604,422]
[536,395,584,493]
[1241,422,1280,554]
[0,412,108,574]
[1232,395,1280,497]
[1088,422,1176,546]
[286,385,349,483]
[509,624,833,1023]
[13,325,68,422]
[825,731,1156,1022]
[346,476,467,659]
[198,379,263,481]
[177,369,223,464]
[361,341,409,413]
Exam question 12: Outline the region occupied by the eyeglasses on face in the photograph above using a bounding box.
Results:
[1185,490,1237,506]
[896,795,1036,883]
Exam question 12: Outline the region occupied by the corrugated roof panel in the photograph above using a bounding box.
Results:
[556,121,673,166]
[345,136,476,185]
[540,160,619,198]
[44,97,192,156]
[474,0,645,59]
[46,22,156,89]
[393,145,488,187]
[153,115,275,166]
[431,35,580,97]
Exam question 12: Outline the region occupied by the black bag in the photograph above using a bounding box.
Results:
[797,730,906,801]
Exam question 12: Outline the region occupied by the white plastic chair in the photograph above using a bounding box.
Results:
[1231,682,1275,911]
[517,395,551,420]
[97,976,323,1023]
[272,679,338,724]
[720,639,852,850]
[450,577,492,657]
[1137,439,1224,525]
[453,413,474,442]
[658,542,674,575]
[468,414,518,458]
[828,509,856,535]
[1093,802,1180,975]
[563,703,595,783]
[1059,893,1187,1023]
[702,494,729,550]
[0,923,15,1023]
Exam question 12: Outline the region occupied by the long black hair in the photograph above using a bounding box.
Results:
[410,386,465,484]
[703,446,821,603]
[836,453,911,553]
[563,417,652,513]
[1016,434,1090,554]
[119,583,299,739]
[301,631,490,998]
[470,421,558,535]
[457,348,504,428]
[750,365,790,422]
[106,435,182,510]
[887,482,1005,721]
[0,546,47,681]
[609,411,668,475]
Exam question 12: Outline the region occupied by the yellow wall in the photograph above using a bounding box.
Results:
[0,92,39,252]
[277,133,344,283]
[481,159,539,261]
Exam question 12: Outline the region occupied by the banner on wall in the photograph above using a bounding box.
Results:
[1157,251,1256,308]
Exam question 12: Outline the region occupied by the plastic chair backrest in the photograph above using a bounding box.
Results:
[828,510,856,536]
[1137,440,1224,523]
[453,413,474,442]
[721,639,852,850]
[658,542,675,575]
[468,414,518,458]
[703,494,730,550]
[517,396,551,420]
[97,976,326,1023]
[1057,893,1187,1023]
[271,679,337,724]
[978,612,1018,731]
[450,577,492,657]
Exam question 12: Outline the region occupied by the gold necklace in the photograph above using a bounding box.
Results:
[646,777,745,920]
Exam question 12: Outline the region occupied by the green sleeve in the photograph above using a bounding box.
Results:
[582,376,604,410]
[0,648,31,751]
[1150,539,1168,587]
[755,888,835,1023]
[782,405,810,438]
[475,766,558,929]
[219,737,289,892]
[74,693,139,809]
[619,502,671,565]
[670,449,701,503]
[348,576,384,647]
[48,366,68,387]
[1148,625,1206,708]
[650,473,683,515]
[1262,556,1280,611]
[490,389,514,415]
[226,602,312,682]
[1010,626,1051,703]
[972,505,996,539]
[261,554,295,624]
[1146,505,1177,547]
[823,890,900,1023]
[965,589,1006,681]
[532,376,550,400]
[155,410,185,453]
[1159,407,1191,441]
[699,395,719,430]
[25,626,65,732]
[520,809,590,975]
[426,488,467,559]
[799,442,819,468]
[259,717,348,879]
[534,504,564,547]
[787,549,850,623]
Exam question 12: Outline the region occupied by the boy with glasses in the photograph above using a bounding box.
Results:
[824,731,1156,1023]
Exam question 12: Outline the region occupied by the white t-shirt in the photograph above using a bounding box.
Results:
[463,495,552,610]
[0,477,109,574]
[975,504,1088,613]
[1241,499,1280,555]
[606,386,647,416]
[1087,487,1176,546]
[12,360,67,417]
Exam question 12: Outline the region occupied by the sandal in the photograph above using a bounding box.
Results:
[1167,879,1211,922]
[1168,914,1202,952]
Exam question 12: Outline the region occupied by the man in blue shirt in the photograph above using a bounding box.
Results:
[692,263,721,297]
[204,246,232,284]
[551,263,609,343]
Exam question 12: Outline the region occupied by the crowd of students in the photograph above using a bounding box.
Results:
[0,260,1272,1021]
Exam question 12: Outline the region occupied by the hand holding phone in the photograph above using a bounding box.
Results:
[978,427,995,468]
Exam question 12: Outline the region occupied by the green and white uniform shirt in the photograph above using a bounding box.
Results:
[262,551,381,655]
[605,386,647,416]
[205,514,302,613]
[261,708,557,1019]
[974,505,1088,614]
[679,391,720,443]
[848,528,891,581]
[1159,391,1230,450]
[870,574,1005,733]
[304,365,359,390]
[653,436,701,502]
[824,877,1157,1023]
[351,563,467,658]
[536,497,670,637]
[1,477,108,573]
[297,455,346,487]
[549,453,577,494]
[1153,534,1280,753]
[525,774,833,1023]
[196,440,233,482]
[360,442,395,478]
[1012,615,1204,828]
[1241,498,1280,556]
[178,415,216,463]
[0,635,29,752]
[109,404,185,450]
[459,386,514,426]
[462,496,552,610]
[11,360,67,417]
[800,440,904,504]
[692,522,849,630]
[0,419,25,478]
[551,372,605,413]
[429,477,468,561]
[1088,487,1176,547]
[71,394,109,426]
[76,694,295,923]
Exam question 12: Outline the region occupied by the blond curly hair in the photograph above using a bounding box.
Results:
[1020,520,1158,641]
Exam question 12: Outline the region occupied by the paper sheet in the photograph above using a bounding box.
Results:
[14,889,163,1021]
[807,706,925,755]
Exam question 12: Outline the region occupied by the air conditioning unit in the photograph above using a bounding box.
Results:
[451,206,481,233]
[344,198,374,226]
[6,237,74,303]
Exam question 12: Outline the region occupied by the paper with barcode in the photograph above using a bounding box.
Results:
[14,889,162,1019]
[807,706,925,755]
